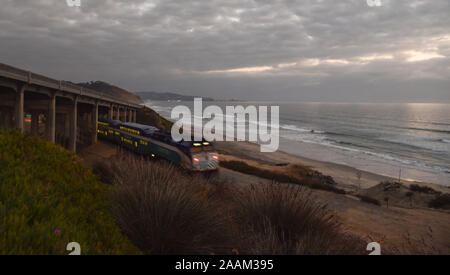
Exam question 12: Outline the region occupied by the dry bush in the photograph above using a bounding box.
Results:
[101,153,230,254]
[92,155,370,255]
[231,182,366,255]
[384,229,442,255]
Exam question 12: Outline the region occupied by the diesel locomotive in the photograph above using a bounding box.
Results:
[97,118,219,171]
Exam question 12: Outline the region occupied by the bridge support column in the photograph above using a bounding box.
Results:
[92,102,98,144]
[31,111,39,136]
[47,93,56,142]
[114,106,119,120]
[108,106,113,120]
[69,97,78,152]
[124,108,128,122]
[129,109,133,123]
[15,85,25,133]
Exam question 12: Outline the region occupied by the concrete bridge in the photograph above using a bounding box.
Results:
[0,63,142,152]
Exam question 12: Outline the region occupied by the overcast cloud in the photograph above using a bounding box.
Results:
[0,0,449,102]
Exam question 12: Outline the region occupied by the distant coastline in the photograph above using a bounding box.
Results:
[135,91,240,102]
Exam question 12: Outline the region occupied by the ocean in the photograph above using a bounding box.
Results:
[144,101,450,186]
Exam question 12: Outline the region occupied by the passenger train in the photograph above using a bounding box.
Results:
[97,118,219,171]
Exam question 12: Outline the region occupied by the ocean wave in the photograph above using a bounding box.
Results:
[430,122,450,126]
[373,136,450,154]
[403,127,450,134]
[330,143,450,174]
[334,140,373,150]
[281,133,450,175]
[280,124,325,134]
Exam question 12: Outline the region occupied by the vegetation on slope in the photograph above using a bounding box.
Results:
[356,194,381,206]
[77,81,142,104]
[102,154,228,254]
[357,181,448,209]
[220,160,345,194]
[136,106,173,131]
[428,194,450,210]
[0,130,139,254]
[231,183,365,254]
[94,154,365,255]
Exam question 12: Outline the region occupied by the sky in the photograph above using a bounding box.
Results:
[0,0,449,102]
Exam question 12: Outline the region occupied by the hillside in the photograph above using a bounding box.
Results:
[136,106,173,131]
[0,130,140,254]
[77,81,143,104]
[75,81,173,131]
[136,91,214,101]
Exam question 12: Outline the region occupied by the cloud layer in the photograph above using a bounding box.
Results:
[0,0,449,101]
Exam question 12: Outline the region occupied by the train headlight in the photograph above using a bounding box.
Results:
[193,157,200,162]
[212,155,219,160]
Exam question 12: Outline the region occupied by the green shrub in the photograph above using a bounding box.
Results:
[220,160,345,194]
[382,181,401,191]
[428,194,450,210]
[356,195,381,206]
[0,130,139,255]
[231,182,365,254]
[409,184,440,195]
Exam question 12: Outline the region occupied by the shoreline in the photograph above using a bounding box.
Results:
[144,100,450,187]
[214,141,450,193]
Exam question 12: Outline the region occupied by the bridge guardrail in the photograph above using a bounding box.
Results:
[0,63,142,108]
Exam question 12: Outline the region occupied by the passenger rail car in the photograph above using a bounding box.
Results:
[97,118,219,171]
